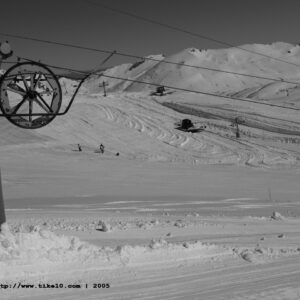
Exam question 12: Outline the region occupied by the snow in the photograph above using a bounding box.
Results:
[1,212,300,299]
[2,224,226,277]
[0,42,300,299]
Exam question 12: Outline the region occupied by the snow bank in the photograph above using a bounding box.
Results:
[0,224,231,280]
[235,244,300,264]
[0,223,107,279]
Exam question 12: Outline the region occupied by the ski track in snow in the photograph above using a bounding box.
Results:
[1,87,297,167]
[69,92,299,167]
[1,220,300,300]
[1,42,300,299]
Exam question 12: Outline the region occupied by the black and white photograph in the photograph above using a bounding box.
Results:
[0,0,300,299]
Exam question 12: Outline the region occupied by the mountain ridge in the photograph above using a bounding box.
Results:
[79,42,300,96]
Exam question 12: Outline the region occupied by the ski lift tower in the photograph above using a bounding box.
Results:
[102,81,108,97]
[0,44,116,231]
[0,41,13,231]
[0,170,5,231]
[231,116,245,138]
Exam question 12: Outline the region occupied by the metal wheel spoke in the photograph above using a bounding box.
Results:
[34,94,53,113]
[33,73,42,90]
[20,74,30,91]
[7,84,26,96]
[39,91,51,95]
[11,96,28,115]
[0,62,62,129]
[29,100,33,122]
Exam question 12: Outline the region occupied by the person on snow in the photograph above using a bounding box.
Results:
[99,144,105,154]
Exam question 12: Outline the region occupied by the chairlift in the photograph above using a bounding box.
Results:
[1,62,64,129]
[0,41,111,129]
[0,56,87,129]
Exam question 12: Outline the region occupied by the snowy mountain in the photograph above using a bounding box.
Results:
[82,54,164,93]
[83,42,300,98]
[1,42,300,167]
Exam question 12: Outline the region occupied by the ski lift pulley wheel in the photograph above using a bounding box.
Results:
[0,62,62,129]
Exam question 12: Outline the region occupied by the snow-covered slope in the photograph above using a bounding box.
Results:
[83,54,164,94]
[1,43,300,300]
[1,43,300,168]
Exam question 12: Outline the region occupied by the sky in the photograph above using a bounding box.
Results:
[1,0,300,72]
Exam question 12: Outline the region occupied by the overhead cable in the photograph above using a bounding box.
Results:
[0,32,299,86]
[14,56,300,112]
[82,0,300,68]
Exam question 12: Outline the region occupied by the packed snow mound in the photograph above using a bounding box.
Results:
[270,211,285,220]
[235,245,300,264]
[0,224,232,280]
[0,224,101,268]
[1,223,299,281]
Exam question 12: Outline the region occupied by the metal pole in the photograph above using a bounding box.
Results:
[236,123,240,138]
[0,169,6,231]
[103,81,107,97]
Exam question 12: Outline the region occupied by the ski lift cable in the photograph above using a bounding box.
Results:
[14,56,300,113]
[0,32,300,86]
[81,0,300,68]
[1,57,300,131]
[101,74,300,112]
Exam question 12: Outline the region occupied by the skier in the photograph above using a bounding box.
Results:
[77,144,82,152]
[99,144,105,154]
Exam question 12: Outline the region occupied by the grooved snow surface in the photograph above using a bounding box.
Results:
[1,216,300,300]
[1,43,300,299]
